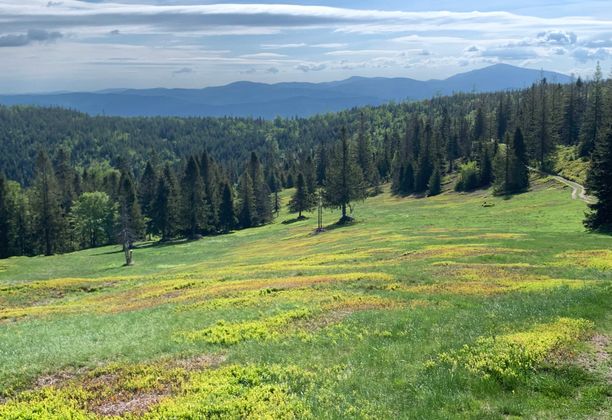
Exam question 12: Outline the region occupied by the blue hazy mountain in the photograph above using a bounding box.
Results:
[0,64,571,119]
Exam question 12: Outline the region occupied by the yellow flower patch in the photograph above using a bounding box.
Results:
[556,250,612,270]
[433,317,594,382]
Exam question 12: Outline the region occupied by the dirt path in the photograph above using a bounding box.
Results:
[528,167,596,204]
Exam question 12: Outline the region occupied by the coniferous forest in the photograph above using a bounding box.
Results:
[0,65,611,259]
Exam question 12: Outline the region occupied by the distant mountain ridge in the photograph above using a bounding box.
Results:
[0,64,571,119]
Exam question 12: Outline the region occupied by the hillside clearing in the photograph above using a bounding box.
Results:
[0,179,610,418]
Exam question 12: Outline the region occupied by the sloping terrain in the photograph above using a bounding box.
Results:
[0,178,610,418]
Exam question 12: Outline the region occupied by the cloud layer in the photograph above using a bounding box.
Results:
[0,1,610,92]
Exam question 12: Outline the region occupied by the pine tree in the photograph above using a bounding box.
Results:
[268,173,281,217]
[200,151,220,230]
[479,146,493,186]
[151,165,179,241]
[0,173,10,258]
[414,127,433,193]
[512,127,530,191]
[560,78,580,145]
[584,126,612,231]
[579,64,604,156]
[139,161,158,235]
[535,78,553,168]
[316,141,328,186]
[219,182,236,233]
[323,128,367,223]
[31,151,63,256]
[401,162,415,195]
[118,171,145,249]
[356,113,375,185]
[247,152,272,225]
[238,172,257,228]
[181,156,210,239]
[53,148,77,216]
[303,155,317,194]
[289,173,315,218]
[428,166,442,196]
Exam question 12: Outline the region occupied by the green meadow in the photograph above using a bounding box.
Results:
[0,176,610,419]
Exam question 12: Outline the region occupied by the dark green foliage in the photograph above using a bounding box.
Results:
[289,173,315,218]
[238,172,257,228]
[118,171,145,241]
[584,126,612,231]
[579,65,604,157]
[0,174,9,258]
[428,166,442,196]
[323,128,367,222]
[248,152,273,226]
[139,161,158,235]
[151,165,180,241]
[493,129,530,195]
[479,146,493,186]
[219,182,236,233]
[181,156,210,238]
[31,151,63,256]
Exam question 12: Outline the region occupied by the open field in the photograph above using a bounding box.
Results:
[0,177,610,418]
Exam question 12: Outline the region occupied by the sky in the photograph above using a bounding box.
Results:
[0,1,610,93]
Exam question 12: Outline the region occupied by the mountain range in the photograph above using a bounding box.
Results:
[0,64,572,119]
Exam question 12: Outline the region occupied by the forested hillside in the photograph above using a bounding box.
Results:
[0,65,610,259]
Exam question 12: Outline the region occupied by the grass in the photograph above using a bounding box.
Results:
[0,175,610,418]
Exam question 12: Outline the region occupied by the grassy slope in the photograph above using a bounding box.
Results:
[0,177,610,418]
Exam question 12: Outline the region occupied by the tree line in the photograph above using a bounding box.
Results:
[0,64,610,259]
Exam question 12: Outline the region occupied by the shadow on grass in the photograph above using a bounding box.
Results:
[282,216,308,225]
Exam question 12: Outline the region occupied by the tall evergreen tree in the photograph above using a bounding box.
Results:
[584,126,612,231]
[356,113,375,185]
[139,161,158,235]
[118,171,145,243]
[289,173,315,218]
[151,165,179,241]
[579,64,604,156]
[0,174,10,258]
[247,152,272,225]
[323,128,367,223]
[31,151,63,256]
[479,145,493,186]
[181,156,210,238]
[238,172,257,228]
[428,166,442,197]
[219,182,236,233]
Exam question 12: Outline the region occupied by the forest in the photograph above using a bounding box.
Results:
[0,64,610,259]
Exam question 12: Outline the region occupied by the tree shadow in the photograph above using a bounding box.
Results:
[282,216,308,225]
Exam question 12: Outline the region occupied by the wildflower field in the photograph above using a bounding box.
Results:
[0,177,610,418]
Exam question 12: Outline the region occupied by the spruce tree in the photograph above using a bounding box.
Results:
[428,166,442,197]
[238,172,257,228]
[356,113,375,185]
[200,151,220,230]
[512,127,530,191]
[219,182,236,233]
[139,161,158,235]
[151,165,179,241]
[0,174,10,258]
[181,156,209,238]
[118,171,145,248]
[32,151,63,256]
[479,146,493,186]
[248,152,272,225]
[289,173,315,219]
[584,126,612,231]
[579,64,604,156]
[323,128,367,223]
